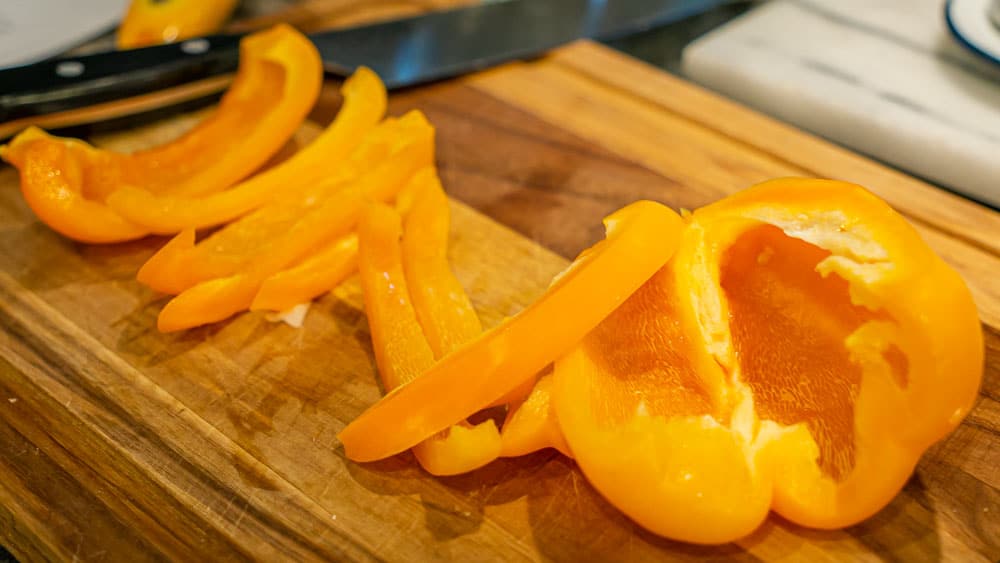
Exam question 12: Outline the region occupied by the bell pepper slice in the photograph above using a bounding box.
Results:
[118,0,239,48]
[0,24,321,243]
[398,169,485,358]
[358,199,501,475]
[138,111,432,295]
[235,166,460,317]
[250,234,359,314]
[0,136,149,243]
[248,164,479,315]
[552,178,982,543]
[152,112,435,331]
[106,67,387,234]
[499,372,571,458]
[338,200,685,462]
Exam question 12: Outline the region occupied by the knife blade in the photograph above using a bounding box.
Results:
[0,0,730,132]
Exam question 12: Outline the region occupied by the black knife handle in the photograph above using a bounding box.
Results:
[0,34,244,123]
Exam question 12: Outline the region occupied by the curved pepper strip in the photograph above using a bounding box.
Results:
[107,67,387,233]
[398,170,485,358]
[0,24,321,243]
[118,0,239,48]
[552,179,982,544]
[250,234,359,313]
[499,372,571,458]
[358,199,501,475]
[386,171,561,462]
[0,137,149,243]
[152,113,435,331]
[138,112,431,295]
[338,200,685,462]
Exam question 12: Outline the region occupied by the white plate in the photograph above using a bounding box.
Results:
[0,0,129,68]
[945,0,1000,66]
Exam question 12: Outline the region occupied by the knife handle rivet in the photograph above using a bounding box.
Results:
[181,39,211,55]
[55,61,85,78]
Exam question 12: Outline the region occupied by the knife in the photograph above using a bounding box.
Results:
[0,0,731,137]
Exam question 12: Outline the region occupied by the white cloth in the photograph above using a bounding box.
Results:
[0,0,127,68]
[682,0,1000,207]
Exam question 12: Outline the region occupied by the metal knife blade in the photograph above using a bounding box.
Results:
[0,0,729,128]
[313,0,729,88]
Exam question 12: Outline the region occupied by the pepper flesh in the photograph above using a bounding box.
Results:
[107,67,387,233]
[0,24,321,243]
[338,200,685,462]
[150,112,435,331]
[118,0,239,48]
[358,199,501,475]
[552,178,983,543]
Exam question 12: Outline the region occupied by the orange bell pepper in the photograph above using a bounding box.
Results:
[339,200,684,462]
[138,111,433,295]
[0,24,321,244]
[552,178,983,544]
[118,0,239,48]
[107,67,387,234]
[149,112,435,332]
[358,196,501,475]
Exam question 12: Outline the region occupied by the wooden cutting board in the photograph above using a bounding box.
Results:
[1,38,998,563]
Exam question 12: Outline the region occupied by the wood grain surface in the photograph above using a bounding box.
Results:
[1,8,998,562]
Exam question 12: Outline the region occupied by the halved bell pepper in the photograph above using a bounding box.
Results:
[338,200,685,462]
[107,67,387,233]
[358,197,501,475]
[138,111,433,295]
[118,0,239,48]
[552,178,983,544]
[0,24,321,244]
[150,112,435,331]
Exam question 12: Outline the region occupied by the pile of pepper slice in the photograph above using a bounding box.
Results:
[0,24,984,545]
